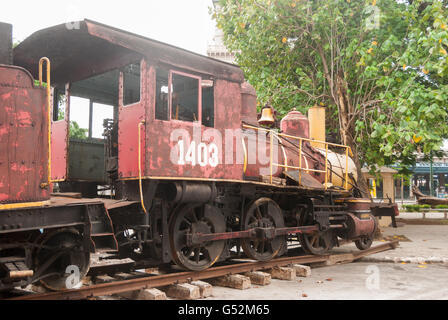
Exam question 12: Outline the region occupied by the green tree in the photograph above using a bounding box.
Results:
[69,121,88,140]
[214,0,448,195]
[57,104,88,140]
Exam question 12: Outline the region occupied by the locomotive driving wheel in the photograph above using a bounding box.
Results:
[299,231,334,255]
[33,228,90,291]
[241,198,286,261]
[169,204,226,271]
[297,202,335,255]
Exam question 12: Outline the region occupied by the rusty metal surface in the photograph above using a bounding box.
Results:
[343,200,372,212]
[68,139,106,183]
[49,196,106,207]
[102,199,140,210]
[48,196,137,210]
[280,110,309,139]
[189,225,319,245]
[13,20,247,182]
[243,127,328,184]
[243,129,283,178]
[85,20,244,82]
[11,19,337,185]
[14,23,142,86]
[346,213,376,238]
[0,65,49,203]
[284,170,324,189]
[13,20,244,85]
[118,61,146,178]
[0,200,97,235]
[143,78,243,180]
[240,82,257,124]
[371,202,399,217]
[51,85,68,180]
[8,240,399,300]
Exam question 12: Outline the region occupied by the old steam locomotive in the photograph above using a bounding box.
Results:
[0,20,398,291]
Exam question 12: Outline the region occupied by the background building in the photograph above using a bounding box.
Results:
[207,0,237,64]
[408,157,448,198]
[364,153,448,203]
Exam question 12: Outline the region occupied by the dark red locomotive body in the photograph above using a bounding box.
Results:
[0,20,399,292]
[0,65,49,204]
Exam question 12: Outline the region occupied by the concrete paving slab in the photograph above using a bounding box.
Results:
[397,212,423,219]
[332,224,448,264]
[205,262,448,300]
[425,212,446,219]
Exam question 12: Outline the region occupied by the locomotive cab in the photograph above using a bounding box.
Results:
[51,63,139,197]
[13,20,245,198]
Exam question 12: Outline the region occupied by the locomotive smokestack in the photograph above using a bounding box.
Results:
[308,105,326,149]
[0,22,13,65]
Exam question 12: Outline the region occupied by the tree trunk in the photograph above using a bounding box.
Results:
[347,137,371,199]
[335,74,370,198]
[317,46,371,199]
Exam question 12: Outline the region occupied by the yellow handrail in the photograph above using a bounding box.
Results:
[138,120,147,214]
[241,137,248,174]
[39,57,52,189]
[242,123,352,190]
[243,123,350,149]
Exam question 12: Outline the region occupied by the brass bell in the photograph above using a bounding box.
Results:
[258,106,275,127]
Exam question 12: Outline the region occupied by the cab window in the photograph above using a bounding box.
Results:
[171,72,199,122]
[123,62,141,106]
[155,68,169,120]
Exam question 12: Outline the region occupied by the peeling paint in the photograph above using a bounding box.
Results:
[0,127,8,137]
[0,65,49,203]
[16,111,33,126]
[10,163,32,173]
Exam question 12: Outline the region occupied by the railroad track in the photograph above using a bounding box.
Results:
[7,240,399,300]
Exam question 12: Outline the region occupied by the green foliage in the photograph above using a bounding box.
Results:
[402,204,414,212]
[32,86,86,139]
[69,121,88,140]
[435,204,448,209]
[34,80,47,88]
[393,172,413,186]
[57,105,65,121]
[214,0,448,173]
[403,204,431,211]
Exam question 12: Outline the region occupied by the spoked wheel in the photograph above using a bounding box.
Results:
[169,204,226,271]
[34,228,90,291]
[355,236,373,250]
[241,198,286,261]
[299,231,334,255]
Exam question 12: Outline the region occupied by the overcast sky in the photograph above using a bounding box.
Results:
[0,0,216,55]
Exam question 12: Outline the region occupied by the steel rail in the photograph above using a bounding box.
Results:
[8,241,398,300]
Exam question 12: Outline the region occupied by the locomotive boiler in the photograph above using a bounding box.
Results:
[0,20,398,291]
